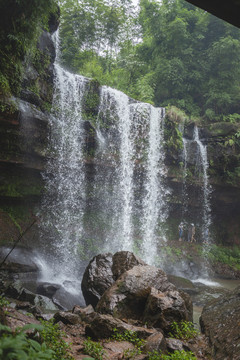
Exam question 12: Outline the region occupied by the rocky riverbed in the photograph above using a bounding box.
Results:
[1,249,240,359]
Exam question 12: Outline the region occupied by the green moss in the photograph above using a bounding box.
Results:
[0,176,43,198]
[0,0,58,97]
[0,72,11,98]
[0,205,31,224]
[164,106,185,163]
[82,79,100,124]
[207,244,240,271]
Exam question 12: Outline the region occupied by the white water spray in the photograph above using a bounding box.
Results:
[40,33,87,280]
[193,126,212,243]
[181,126,212,244]
[94,88,168,263]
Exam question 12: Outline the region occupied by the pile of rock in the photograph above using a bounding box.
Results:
[79,251,197,357]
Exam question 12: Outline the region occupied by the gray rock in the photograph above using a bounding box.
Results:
[166,338,184,352]
[85,312,155,340]
[72,304,94,322]
[112,251,146,280]
[81,251,146,308]
[52,286,85,311]
[96,264,192,330]
[81,253,114,308]
[34,294,59,312]
[200,285,240,360]
[143,288,192,334]
[54,311,81,325]
[143,332,166,353]
[36,282,61,298]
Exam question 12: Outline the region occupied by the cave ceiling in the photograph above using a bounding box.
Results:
[185,0,240,28]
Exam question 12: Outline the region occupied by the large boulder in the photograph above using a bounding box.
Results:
[96,264,192,334]
[37,281,85,311]
[81,251,146,307]
[85,312,156,340]
[81,253,114,308]
[142,287,192,333]
[200,285,240,360]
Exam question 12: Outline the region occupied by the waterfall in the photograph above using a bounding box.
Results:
[39,30,168,285]
[180,126,212,243]
[193,126,212,244]
[141,106,167,263]
[93,88,168,264]
[39,34,88,281]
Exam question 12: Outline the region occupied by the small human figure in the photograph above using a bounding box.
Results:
[178,222,184,241]
[191,223,196,242]
[187,224,192,242]
[188,223,195,242]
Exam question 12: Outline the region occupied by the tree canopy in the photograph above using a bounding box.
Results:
[58,0,240,123]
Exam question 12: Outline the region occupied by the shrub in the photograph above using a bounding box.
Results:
[39,319,73,360]
[112,328,146,349]
[169,321,199,340]
[0,323,54,360]
[83,337,105,360]
[148,350,197,360]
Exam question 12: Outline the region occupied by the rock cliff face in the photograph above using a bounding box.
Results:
[165,116,240,245]
[0,20,58,246]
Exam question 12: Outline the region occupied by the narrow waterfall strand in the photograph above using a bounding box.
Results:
[193,126,212,243]
[141,106,167,264]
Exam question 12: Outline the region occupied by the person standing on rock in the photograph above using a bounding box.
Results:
[191,223,196,242]
[188,223,195,242]
[178,222,184,241]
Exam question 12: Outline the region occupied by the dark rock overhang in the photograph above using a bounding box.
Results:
[185,0,240,28]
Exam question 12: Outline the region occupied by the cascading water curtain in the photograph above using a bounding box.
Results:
[193,126,212,244]
[40,33,88,280]
[181,126,212,245]
[40,31,169,277]
[94,87,168,265]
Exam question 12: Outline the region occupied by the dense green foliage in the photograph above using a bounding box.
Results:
[83,337,105,359]
[169,321,199,340]
[112,328,146,349]
[0,323,54,360]
[39,319,73,359]
[207,244,240,270]
[0,321,73,360]
[148,350,197,360]
[0,0,58,97]
[59,0,240,122]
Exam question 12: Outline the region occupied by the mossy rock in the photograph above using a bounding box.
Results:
[167,274,195,290]
[82,79,100,124]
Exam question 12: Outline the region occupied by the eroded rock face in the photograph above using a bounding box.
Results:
[112,251,146,280]
[143,288,192,333]
[81,251,146,308]
[200,285,240,360]
[81,253,114,308]
[96,264,192,333]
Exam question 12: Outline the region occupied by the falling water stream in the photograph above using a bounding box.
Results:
[193,126,212,244]
[180,125,212,256]
[93,88,168,263]
[39,32,168,286]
